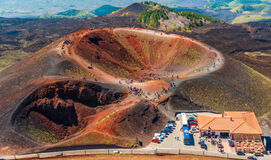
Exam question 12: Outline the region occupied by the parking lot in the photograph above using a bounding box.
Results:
[146,113,236,153]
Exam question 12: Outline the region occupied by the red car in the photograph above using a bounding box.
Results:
[152,138,159,143]
[190,123,198,127]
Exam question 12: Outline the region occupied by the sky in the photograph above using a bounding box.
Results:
[0,0,208,17]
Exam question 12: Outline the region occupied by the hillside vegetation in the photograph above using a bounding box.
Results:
[206,0,271,23]
[139,1,222,31]
[170,57,271,117]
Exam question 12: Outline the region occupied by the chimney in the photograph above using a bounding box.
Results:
[230,117,233,121]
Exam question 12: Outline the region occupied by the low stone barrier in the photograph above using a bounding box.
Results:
[108,149,133,154]
[38,152,63,159]
[203,151,227,158]
[15,153,39,159]
[0,156,15,160]
[227,153,247,159]
[62,150,86,156]
[179,149,193,155]
[2,148,271,160]
[189,150,204,156]
[85,149,109,155]
[156,148,179,154]
[132,149,156,155]
[180,149,204,156]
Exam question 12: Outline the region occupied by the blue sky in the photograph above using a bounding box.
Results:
[0,0,208,17]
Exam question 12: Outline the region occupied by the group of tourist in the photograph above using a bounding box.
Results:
[128,86,144,96]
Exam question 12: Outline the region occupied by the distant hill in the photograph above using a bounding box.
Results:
[205,0,271,23]
[109,3,150,17]
[138,1,222,31]
[40,9,95,18]
[40,5,121,18]
[93,5,121,16]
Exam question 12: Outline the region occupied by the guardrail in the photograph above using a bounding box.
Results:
[1,148,267,160]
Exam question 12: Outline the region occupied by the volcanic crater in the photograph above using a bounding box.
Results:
[12,80,128,142]
[69,28,217,80]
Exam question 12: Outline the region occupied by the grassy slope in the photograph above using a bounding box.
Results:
[173,56,271,116]
[229,0,271,23]
[232,14,271,23]
[0,50,29,72]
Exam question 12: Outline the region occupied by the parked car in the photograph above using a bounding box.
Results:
[189,123,198,128]
[154,133,161,137]
[152,138,159,143]
[201,143,207,150]
[217,142,224,148]
[167,124,175,129]
[211,140,216,145]
[157,137,163,142]
[160,132,167,138]
[237,150,245,155]
[254,151,264,157]
[199,140,205,145]
[228,140,234,147]
[248,156,257,160]
[164,127,173,132]
[219,148,224,153]
[161,130,169,135]
[192,113,197,117]
[190,126,199,133]
[113,151,121,154]
[168,120,176,125]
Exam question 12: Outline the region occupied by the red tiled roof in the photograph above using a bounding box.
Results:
[197,111,262,135]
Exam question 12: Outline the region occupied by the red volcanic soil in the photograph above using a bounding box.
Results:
[133,80,170,92]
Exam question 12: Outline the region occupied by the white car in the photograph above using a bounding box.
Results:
[190,126,199,133]
[192,113,197,117]
[157,137,164,142]
[154,133,161,137]
[160,132,167,138]
[113,151,121,154]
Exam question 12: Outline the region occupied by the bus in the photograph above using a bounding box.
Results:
[183,125,190,145]
[181,113,188,126]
